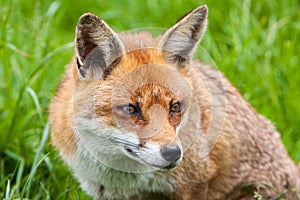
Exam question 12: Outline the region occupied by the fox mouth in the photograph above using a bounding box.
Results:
[162,162,177,170]
[124,146,179,170]
[109,137,180,170]
[125,146,139,156]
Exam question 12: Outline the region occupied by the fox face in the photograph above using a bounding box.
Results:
[91,66,193,171]
[70,6,208,174]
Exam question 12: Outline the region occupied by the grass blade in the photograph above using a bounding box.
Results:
[5,180,10,200]
[22,122,50,197]
[26,87,42,121]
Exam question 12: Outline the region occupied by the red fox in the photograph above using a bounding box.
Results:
[49,4,300,200]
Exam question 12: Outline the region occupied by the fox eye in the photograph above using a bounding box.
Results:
[118,104,140,115]
[170,102,182,114]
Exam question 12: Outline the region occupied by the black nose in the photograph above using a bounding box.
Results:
[160,144,181,163]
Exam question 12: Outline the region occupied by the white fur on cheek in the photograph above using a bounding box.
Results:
[73,113,152,172]
[68,109,175,199]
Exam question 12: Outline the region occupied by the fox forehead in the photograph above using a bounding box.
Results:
[93,47,191,107]
[94,66,186,117]
[119,32,158,52]
[92,51,191,129]
[109,49,168,79]
[103,31,188,79]
[132,83,175,105]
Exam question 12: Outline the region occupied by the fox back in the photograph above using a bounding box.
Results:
[49,5,300,200]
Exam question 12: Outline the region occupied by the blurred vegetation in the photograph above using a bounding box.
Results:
[0,0,299,199]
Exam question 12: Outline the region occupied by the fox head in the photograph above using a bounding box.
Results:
[72,5,208,172]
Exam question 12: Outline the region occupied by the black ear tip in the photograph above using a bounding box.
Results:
[195,4,208,16]
[202,4,208,10]
[78,13,101,25]
[199,4,208,11]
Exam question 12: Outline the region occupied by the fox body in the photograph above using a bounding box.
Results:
[49,5,300,200]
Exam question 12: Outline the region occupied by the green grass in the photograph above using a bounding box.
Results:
[0,0,299,199]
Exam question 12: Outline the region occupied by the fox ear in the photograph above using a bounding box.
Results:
[158,5,208,65]
[75,13,125,80]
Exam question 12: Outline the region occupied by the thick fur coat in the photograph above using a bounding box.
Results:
[49,5,300,200]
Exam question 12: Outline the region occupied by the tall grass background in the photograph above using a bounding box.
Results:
[0,0,299,199]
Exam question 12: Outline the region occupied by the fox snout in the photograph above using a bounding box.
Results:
[124,140,183,170]
[122,116,183,170]
[148,121,183,168]
[160,144,182,165]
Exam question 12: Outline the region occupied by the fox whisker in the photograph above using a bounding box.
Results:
[108,137,139,148]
